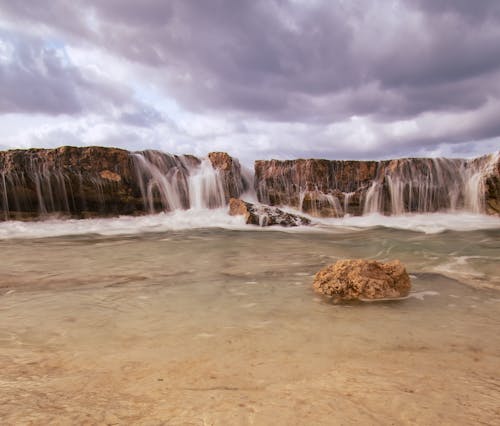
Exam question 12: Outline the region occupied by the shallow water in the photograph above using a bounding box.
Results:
[1,216,500,424]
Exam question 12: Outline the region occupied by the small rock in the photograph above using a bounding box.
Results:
[313,259,411,301]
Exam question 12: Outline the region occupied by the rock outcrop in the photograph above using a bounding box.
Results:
[228,198,311,227]
[208,152,250,202]
[1,146,499,221]
[255,153,500,217]
[484,154,500,215]
[313,259,411,301]
[0,146,143,220]
[0,146,246,220]
[255,159,378,216]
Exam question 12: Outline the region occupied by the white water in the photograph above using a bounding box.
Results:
[315,212,500,234]
[363,153,500,215]
[2,150,498,219]
[1,210,499,240]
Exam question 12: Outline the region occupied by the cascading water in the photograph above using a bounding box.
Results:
[254,153,499,217]
[362,154,499,215]
[188,159,226,209]
[0,147,498,220]
[132,151,192,212]
[0,147,250,220]
[132,151,230,212]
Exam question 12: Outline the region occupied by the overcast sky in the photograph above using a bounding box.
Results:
[1,0,499,164]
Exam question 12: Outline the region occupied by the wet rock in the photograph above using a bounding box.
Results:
[483,154,500,215]
[254,159,378,216]
[208,152,250,201]
[0,147,251,220]
[313,259,411,301]
[0,146,143,220]
[255,153,500,217]
[228,198,311,227]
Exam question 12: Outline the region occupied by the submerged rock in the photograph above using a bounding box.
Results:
[228,198,311,227]
[313,259,411,301]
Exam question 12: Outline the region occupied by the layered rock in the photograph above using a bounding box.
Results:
[255,159,378,216]
[483,154,500,215]
[208,152,250,202]
[255,153,500,217]
[228,198,311,227]
[313,259,411,301]
[2,146,499,221]
[0,146,143,220]
[0,146,246,220]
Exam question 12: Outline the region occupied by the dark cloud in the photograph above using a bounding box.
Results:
[0,29,167,127]
[414,0,500,23]
[0,32,82,114]
[0,30,132,115]
[0,0,499,158]
[118,105,167,128]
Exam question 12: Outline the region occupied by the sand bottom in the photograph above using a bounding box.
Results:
[1,229,499,424]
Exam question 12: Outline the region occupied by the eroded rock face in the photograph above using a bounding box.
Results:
[255,153,500,217]
[313,259,411,301]
[255,159,378,216]
[484,154,500,215]
[208,152,250,202]
[0,146,143,220]
[228,198,311,227]
[0,146,248,220]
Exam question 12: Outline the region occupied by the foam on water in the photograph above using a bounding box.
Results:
[0,208,246,239]
[0,210,499,239]
[315,212,500,234]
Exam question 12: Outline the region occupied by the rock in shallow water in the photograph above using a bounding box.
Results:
[228,198,311,227]
[313,259,411,301]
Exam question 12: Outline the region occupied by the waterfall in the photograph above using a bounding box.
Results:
[1,147,498,220]
[254,153,499,217]
[132,151,191,212]
[362,155,499,215]
[299,189,344,217]
[0,147,248,220]
[363,182,383,215]
[188,159,226,209]
[132,151,237,212]
[343,192,354,215]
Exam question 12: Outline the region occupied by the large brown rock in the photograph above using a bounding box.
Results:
[313,259,411,301]
[255,153,500,217]
[0,146,142,220]
[228,198,311,227]
[0,147,251,220]
[208,152,249,201]
[483,154,500,215]
[254,159,378,216]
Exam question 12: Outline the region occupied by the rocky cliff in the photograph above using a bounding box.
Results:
[484,156,500,215]
[208,152,251,202]
[0,146,247,220]
[0,146,140,220]
[255,153,500,216]
[255,159,379,216]
[1,146,499,221]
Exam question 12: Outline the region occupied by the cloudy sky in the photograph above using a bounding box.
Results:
[1,0,499,164]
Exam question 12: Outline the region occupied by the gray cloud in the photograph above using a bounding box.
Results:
[0,0,499,159]
[0,30,133,115]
